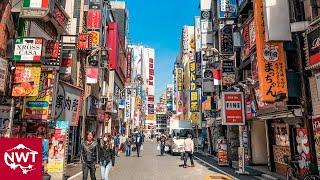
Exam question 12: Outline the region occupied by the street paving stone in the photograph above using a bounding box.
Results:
[68,141,253,180]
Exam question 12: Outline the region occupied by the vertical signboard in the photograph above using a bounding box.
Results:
[296,128,311,174]
[87,10,101,29]
[0,57,8,93]
[89,31,100,47]
[195,16,201,52]
[222,92,245,125]
[222,60,235,86]
[54,82,83,126]
[220,25,234,55]
[190,62,199,112]
[312,118,320,173]
[218,0,237,19]
[254,0,288,102]
[77,33,92,50]
[176,68,183,92]
[86,67,99,84]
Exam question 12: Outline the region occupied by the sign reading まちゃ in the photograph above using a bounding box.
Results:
[222,92,245,125]
[54,81,83,126]
[13,38,43,61]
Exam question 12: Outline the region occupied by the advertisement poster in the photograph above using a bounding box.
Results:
[222,92,245,125]
[23,71,53,120]
[12,64,41,97]
[89,31,100,47]
[0,106,10,137]
[218,0,237,19]
[312,118,320,172]
[218,139,228,166]
[54,82,83,126]
[0,57,8,92]
[190,62,199,112]
[87,10,101,29]
[86,67,99,84]
[254,0,288,102]
[77,33,91,50]
[13,37,43,61]
[47,125,67,173]
[202,96,211,111]
[296,128,311,174]
[25,122,47,138]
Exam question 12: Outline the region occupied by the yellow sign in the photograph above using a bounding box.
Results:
[89,31,100,46]
[146,115,156,121]
[189,61,199,112]
[254,0,288,102]
[47,159,63,173]
[12,64,41,97]
[190,112,199,122]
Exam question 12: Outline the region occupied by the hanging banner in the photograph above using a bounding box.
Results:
[222,92,245,125]
[87,10,101,29]
[77,33,92,50]
[312,118,320,173]
[0,57,8,93]
[86,67,99,84]
[0,106,11,137]
[190,62,199,112]
[89,31,100,47]
[13,37,43,61]
[220,25,234,55]
[218,0,237,19]
[23,71,53,120]
[296,128,311,174]
[176,68,183,92]
[54,82,83,126]
[12,64,41,97]
[254,0,288,102]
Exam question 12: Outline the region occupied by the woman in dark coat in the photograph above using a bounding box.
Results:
[99,134,115,180]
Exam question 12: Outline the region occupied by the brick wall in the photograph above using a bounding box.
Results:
[309,76,320,116]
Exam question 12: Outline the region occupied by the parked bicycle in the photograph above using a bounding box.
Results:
[284,155,320,180]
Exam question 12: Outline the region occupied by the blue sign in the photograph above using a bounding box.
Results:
[56,120,70,129]
[218,0,237,19]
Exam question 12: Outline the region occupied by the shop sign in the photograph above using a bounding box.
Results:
[312,118,320,172]
[249,19,256,50]
[254,0,288,102]
[218,139,228,166]
[86,67,99,84]
[146,115,156,121]
[296,128,311,174]
[149,58,154,86]
[222,92,245,125]
[118,99,125,109]
[148,104,155,114]
[220,25,234,55]
[176,68,183,92]
[44,40,61,66]
[47,124,67,173]
[13,37,43,61]
[191,112,200,122]
[125,99,131,120]
[190,62,199,112]
[218,0,237,19]
[88,10,101,29]
[222,60,235,86]
[106,93,114,112]
[60,52,72,79]
[23,71,53,120]
[77,33,92,50]
[307,26,320,66]
[245,96,252,119]
[0,106,11,137]
[195,16,201,52]
[89,0,101,9]
[12,64,41,97]
[0,138,42,180]
[52,5,68,28]
[0,57,8,93]
[54,81,83,126]
[126,48,132,81]
[89,31,100,47]
[21,0,50,18]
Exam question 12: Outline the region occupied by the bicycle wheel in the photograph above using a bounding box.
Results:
[303,174,320,180]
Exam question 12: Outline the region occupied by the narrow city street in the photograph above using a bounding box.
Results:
[67,141,257,180]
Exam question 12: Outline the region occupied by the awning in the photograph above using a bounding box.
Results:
[256,110,300,120]
[305,62,320,70]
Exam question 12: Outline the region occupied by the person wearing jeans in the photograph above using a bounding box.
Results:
[183,133,195,168]
[159,134,166,156]
[125,135,132,157]
[80,131,99,180]
[99,133,115,180]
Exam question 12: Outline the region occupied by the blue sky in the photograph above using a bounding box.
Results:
[126,0,199,102]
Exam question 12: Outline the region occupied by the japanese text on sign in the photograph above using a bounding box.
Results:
[189,62,199,112]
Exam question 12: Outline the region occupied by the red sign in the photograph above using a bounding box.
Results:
[52,5,68,27]
[296,128,311,174]
[108,23,118,69]
[245,95,252,119]
[45,40,60,60]
[0,138,42,180]
[222,92,245,125]
[88,10,101,29]
[78,33,91,50]
[307,27,320,66]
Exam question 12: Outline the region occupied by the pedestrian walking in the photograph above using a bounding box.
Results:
[80,131,99,180]
[99,133,115,180]
[159,134,166,156]
[183,133,195,168]
[125,135,132,157]
[135,131,144,157]
[114,133,120,157]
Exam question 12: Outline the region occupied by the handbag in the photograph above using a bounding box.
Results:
[132,146,137,152]
[165,146,169,152]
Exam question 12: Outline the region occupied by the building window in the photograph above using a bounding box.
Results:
[316,73,320,100]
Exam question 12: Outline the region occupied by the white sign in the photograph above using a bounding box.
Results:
[263,44,279,62]
[13,38,43,61]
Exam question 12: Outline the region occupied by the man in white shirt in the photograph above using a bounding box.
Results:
[183,133,195,168]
